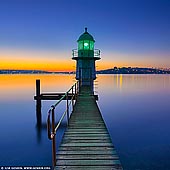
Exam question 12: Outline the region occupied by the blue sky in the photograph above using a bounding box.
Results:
[0,0,170,70]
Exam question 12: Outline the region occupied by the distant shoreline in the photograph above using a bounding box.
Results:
[0,67,170,74]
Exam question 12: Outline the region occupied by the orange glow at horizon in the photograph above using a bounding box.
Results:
[0,49,76,72]
[1,57,166,72]
[1,49,169,72]
[0,74,76,101]
[0,58,75,71]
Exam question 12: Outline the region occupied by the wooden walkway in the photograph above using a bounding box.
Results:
[56,86,123,170]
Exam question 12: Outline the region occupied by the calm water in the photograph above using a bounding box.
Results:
[0,74,170,170]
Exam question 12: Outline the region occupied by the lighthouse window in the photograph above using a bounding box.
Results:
[78,41,83,50]
[84,42,89,47]
[90,41,94,50]
[84,40,89,50]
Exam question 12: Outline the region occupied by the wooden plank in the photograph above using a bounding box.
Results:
[34,93,74,100]
[34,95,73,100]
[64,132,109,135]
[62,133,109,136]
[56,159,121,166]
[55,165,122,170]
[60,143,113,147]
[59,146,114,151]
[62,136,111,140]
[67,127,106,129]
[57,150,117,155]
[68,123,105,126]
[56,154,119,160]
[61,139,111,143]
[41,93,71,95]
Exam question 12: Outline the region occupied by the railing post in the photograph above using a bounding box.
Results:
[51,106,56,168]
[66,92,69,125]
[75,83,77,100]
[77,81,79,93]
[72,86,74,108]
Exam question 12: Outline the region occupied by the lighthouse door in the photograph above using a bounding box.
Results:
[79,66,92,86]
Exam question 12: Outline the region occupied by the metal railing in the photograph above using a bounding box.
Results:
[72,49,101,58]
[94,49,100,57]
[47,81,79,168]
[72,49,78,57]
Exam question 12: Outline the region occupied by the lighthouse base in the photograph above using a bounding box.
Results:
[78,79,94,94]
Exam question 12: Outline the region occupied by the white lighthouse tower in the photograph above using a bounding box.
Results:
[72,28,100,87]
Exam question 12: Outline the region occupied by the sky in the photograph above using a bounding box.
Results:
[0,0,170,71]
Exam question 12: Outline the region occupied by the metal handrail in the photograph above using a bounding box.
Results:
[72,49,101,58]
[47,81,79,168]
[94,49,100,57]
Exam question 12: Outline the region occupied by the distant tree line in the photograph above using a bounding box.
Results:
[97,67,170,74]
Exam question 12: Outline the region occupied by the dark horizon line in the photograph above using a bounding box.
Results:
[0,66,170,72]
[0,67,170,74]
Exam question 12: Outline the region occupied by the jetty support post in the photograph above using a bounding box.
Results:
[36,79,42,127]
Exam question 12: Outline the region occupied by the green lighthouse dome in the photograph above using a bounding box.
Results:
[77,28,95,42]
[77,28,95,51]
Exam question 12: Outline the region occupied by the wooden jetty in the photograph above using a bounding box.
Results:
[47,84,123,170]
[40,28,123,169]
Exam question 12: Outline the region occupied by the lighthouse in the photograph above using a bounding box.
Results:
[72,28,101,87]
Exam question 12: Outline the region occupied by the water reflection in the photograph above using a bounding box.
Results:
[0,74,76,101]
[98,74,170,93]
[115,74,123,90]
[36,123,45,144]
[1,74,170,169]
[97,74,170,170]
[0,74,75,166]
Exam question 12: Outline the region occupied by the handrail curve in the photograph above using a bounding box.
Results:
[47,81,79,168]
